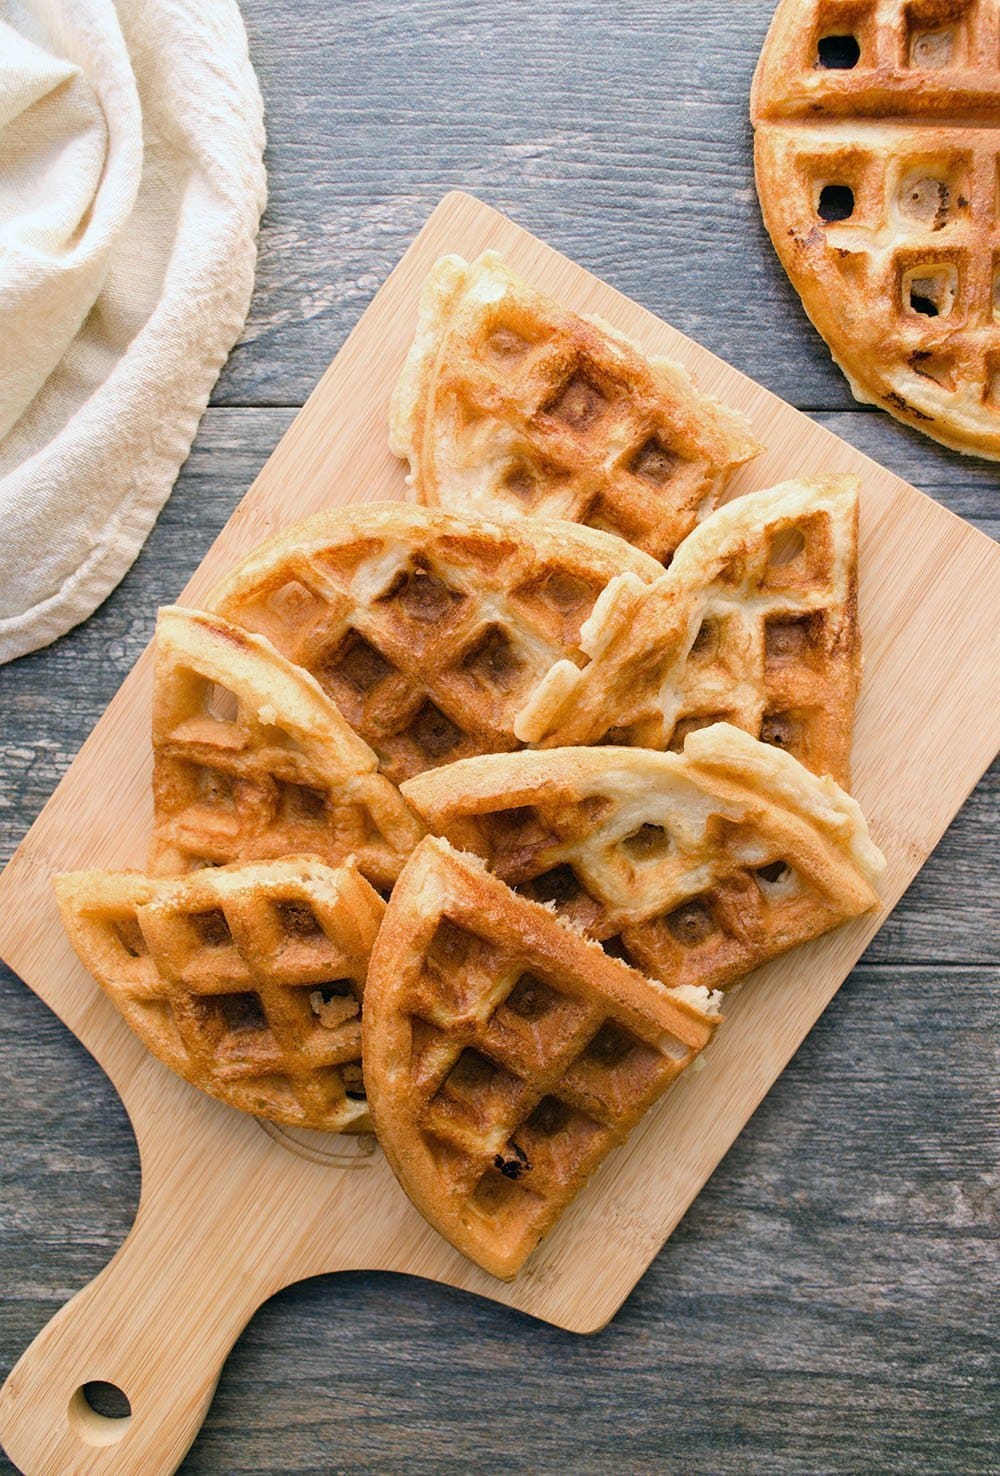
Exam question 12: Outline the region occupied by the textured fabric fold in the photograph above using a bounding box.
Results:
[0,0,267,663]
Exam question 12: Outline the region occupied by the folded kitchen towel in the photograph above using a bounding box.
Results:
[0,0,266,663]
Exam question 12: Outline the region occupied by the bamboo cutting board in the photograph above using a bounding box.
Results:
[1,191,999,1476]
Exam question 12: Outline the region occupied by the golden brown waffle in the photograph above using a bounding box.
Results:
[515,476,860,788]
[389,252,761,563]
[362,836,721,1279]
[402,724,884,993]
[150,607,424,886]
[55,856,385,1132]
[752,1,1000,457]
[206,503,661,786]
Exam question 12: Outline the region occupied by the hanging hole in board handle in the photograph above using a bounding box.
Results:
[0,1151,288,1475]
[67,1381,133,1448]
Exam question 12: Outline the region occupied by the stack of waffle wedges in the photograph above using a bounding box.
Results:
[57,253,885,1280]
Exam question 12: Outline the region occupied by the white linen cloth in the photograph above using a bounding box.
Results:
[0,0,266,663]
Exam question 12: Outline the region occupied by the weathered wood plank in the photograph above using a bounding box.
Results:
[2,0,997,1467]
[1,963,995,1474]
[811,412,1000,536]
[223,0,861,412]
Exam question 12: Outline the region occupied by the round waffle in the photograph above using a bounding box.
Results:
[752,0,1000,457]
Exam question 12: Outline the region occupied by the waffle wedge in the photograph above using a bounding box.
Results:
[55,856,385,1131]
[390,252,761,562]
[515,476,860,788]
[362,836,721,1279]
[752,0,1000,457]
[402,724,884,992]
[150,607,424,885]
[206,503,660,785]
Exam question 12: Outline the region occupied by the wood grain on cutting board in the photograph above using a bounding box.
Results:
[1,192,998,1476]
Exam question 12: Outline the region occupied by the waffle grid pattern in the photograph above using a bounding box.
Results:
[763,122,1000,405]
[420,792,820,991]
[57,860,386,1131]
[402,734,881,993]
[392,255,759,563]
[209,510,659,785]
[763,0,1000,112]
[363,838,717,1277]
[411,921,686,1246]
[151,608,423,885]
[517,479,859,789]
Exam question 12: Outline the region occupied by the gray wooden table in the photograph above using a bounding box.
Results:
[2,3,997,1472]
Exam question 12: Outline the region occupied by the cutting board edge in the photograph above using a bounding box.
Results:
[0,189,998,1340]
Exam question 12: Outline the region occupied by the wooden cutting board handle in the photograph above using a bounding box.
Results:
[0,1147,284,1476]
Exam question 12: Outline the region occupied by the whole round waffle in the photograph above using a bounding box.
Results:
[752,0,1000,457]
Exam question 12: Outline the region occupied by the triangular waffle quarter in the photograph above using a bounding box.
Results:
[55,856,385,1132]
[362,836,722,1279]
[150,606,424,886]
[390,252,761,562]
[402,724,884,993]
[206,502,661,785]
[515,475,860,788]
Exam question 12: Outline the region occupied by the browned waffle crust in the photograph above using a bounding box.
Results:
[390,252,761,562]
[205,502,661,785]
[150,606,424,886]
[401,725,884,993]
[55,856,386,1132]
[362,835,722,1278]
[515,476,860,789]
[752,0,1000,456]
